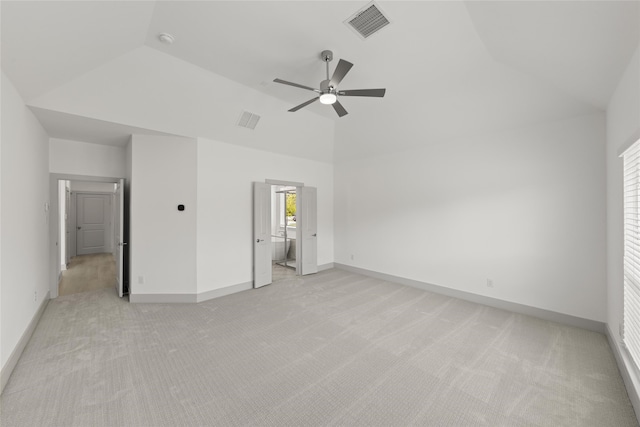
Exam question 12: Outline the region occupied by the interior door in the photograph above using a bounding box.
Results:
[115,179,126,297]
[76,193,109,255]
[65,186,71,266]
[254,182,272,288]
[300,186,318,275]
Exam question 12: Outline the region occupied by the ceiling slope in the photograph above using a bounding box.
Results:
[2,1,636,162]
[1,1,156,102]
[465,0,640,109]
[28,107,178,147]
[29,46,335,163]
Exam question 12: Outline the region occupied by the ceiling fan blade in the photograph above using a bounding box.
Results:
[289,97,319,112]
[329,59,354,87]
[274,78,321,93]
[338,88,386,97]
[332,100,348,117]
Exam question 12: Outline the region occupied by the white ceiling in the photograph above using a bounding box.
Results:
[2,1,638,160]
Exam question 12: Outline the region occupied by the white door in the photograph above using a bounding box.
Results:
[115,180,126,297]
[76,194,109,255]
[300,186,318,275]
[254,182,272,288]
[65,186,71,266]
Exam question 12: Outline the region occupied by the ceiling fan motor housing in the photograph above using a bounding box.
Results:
[321,50,333,62]
[320,79,336,93]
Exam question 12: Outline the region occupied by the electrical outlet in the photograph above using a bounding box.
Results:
[486,279,494,288]
[34,291,37,302]
[350,254,354,261]
[138,276,145,285]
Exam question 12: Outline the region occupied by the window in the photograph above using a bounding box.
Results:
[623,138,640,366]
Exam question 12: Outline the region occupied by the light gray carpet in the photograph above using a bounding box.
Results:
[58,253,116,296]
[1,269,637,426]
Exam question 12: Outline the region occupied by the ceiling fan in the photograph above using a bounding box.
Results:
[273,50,386,117]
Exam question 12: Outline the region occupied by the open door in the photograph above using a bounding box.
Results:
[115,179,126,297]
[300,186,318,275]
[254,182,272,288]
[65,185,71,266]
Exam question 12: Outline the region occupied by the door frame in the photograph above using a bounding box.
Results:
[49,173,127,299]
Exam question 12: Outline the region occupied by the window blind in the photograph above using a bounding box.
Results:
[623,139,640,366]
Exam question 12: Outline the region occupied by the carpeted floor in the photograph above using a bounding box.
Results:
[273,262,297,282]
[58,253,116,296]
[1,269,637,426]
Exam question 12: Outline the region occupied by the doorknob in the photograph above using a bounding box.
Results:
[77,226,81,230]
[312,233,317,237]
[256,239,264,243]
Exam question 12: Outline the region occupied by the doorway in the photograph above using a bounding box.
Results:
[253,180,317,288]
[51,176,128,299]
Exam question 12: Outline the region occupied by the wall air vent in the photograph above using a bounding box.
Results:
[345,1,391,40]
[237,111,260,130]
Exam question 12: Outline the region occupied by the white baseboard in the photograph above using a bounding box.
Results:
[130,265,336,304]
[605,325,640,421]
[334,263,605,333]
[1,291,50,395]
[130,281,254,304]
[197,281,252,303]
[318,262,334,272]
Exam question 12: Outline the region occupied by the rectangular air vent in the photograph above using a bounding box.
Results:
[345,1,391,40]
[237,111,260,130]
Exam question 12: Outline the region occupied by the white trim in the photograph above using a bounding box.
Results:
[318,262,334,272]
[265,179,304,187]
[197,281,252,302]
[1,291,50,394]
[606,324,640,421]
[334,263,605,333]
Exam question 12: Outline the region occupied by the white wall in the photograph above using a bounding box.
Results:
[49,138,126,178]
[1,72,50,370]
[196,138,334,294]
[335,112,606,322]
[130,135,197,296]
[607,44,640,335]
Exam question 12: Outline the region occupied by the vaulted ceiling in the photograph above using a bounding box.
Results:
[2,1,638,162]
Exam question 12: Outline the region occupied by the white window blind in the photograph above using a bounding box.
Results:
[623,139,640,366]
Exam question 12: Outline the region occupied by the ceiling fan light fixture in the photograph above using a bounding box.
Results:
[319,93,337,105]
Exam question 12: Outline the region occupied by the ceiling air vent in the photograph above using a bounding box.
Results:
[345,1,391,40]
[237,111,260,130]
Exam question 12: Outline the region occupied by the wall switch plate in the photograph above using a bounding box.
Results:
[138,276,145,284]
[486,279,494,288]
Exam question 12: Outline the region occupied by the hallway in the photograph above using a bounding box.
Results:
[58,253,115,296]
